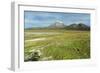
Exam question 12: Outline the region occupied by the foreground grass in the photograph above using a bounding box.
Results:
[24,29,90,61]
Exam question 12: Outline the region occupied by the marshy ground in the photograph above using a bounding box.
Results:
[24,29,90,61]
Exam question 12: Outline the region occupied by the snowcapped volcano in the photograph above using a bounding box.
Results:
[49,20,66,28]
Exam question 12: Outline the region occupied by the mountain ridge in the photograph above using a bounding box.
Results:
[25,20,90,30]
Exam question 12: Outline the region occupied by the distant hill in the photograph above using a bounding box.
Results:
[48,20,66,28]
[65,23,90,30]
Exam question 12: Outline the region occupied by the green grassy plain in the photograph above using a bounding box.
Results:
[24,29,90,61]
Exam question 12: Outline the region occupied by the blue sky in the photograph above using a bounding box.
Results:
[24,11,90,28]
